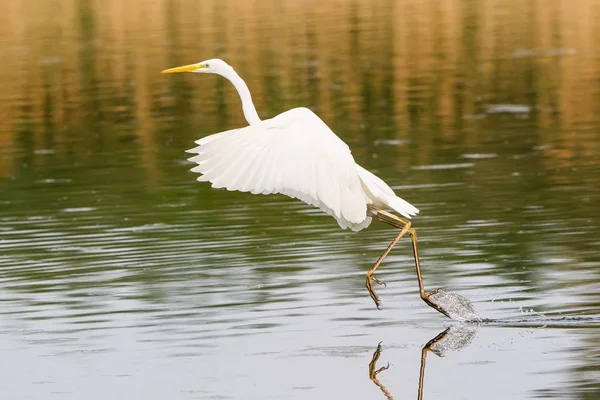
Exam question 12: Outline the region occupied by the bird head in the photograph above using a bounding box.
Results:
[161,58,232,75]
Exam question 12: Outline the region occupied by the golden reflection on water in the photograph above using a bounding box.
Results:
[1,1,600,153]
[1,1,599,260]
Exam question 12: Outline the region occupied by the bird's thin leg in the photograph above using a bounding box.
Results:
[365,221,411,309]
[367,206,450,317]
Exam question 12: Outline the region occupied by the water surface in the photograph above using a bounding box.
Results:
[1,1,600,399]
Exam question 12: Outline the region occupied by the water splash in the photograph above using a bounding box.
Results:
[428,289,481,322]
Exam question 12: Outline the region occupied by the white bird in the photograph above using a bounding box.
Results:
[162,59,448,316]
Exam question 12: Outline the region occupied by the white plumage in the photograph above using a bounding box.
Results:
[186,106,418,231]
[163,59,419,232]
[160,59,453,315]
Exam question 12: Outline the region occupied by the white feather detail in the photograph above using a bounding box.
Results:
[186,107,372,231]
[355,164,420,219]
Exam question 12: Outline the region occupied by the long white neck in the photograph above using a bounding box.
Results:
[222,67,261,125]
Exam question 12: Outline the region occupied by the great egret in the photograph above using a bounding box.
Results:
[162,58,448,317]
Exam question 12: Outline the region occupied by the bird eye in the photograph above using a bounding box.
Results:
[205,63,210,68]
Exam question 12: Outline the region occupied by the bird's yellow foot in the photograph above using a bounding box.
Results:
[366,273,387,309]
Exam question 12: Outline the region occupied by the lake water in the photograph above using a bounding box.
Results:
[1,1,600,399]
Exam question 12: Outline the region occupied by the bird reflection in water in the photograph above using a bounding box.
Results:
[369,341,393,400]
[369,325,478,399]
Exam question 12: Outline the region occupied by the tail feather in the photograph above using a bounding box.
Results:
[385,194,420,218]
[355,164,419,219]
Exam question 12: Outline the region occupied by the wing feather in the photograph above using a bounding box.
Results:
[187,107,370,230]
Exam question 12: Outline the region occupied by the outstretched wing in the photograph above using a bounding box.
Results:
[186,107,371,231]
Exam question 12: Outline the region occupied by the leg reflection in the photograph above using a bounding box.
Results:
[368,342,393,400]
[418,328,451,400]
[369,325,478,400]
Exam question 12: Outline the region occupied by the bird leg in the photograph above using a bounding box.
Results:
[367,205,450,317]
[365,219,411,309]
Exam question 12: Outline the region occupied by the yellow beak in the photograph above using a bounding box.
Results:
[161,63,205,74]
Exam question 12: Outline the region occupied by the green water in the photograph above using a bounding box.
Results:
[1,1,600,399]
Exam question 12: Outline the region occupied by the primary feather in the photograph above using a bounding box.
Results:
[186,107,419,231]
